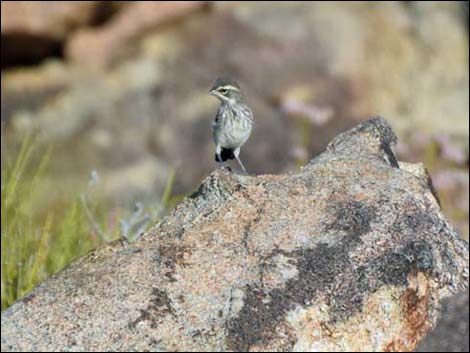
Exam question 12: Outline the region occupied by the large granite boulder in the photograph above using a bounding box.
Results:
[1,117,468,351]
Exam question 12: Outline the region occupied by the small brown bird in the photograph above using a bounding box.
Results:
[209,78,253,173]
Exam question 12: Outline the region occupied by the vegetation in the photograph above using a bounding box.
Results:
[1,137,174,310]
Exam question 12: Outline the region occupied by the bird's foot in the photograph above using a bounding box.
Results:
[216,164,232,173]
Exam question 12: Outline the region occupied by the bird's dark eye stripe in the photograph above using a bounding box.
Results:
[217,85,240,94]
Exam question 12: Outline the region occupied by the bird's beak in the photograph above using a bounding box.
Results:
[209,89,218,96]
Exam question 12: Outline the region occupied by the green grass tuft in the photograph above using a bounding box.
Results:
[1,138,109,310]
[1,136,176,310]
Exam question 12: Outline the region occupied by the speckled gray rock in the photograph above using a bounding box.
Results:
[1,117,468,352]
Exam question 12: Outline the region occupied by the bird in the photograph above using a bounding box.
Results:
[209,77,253,174]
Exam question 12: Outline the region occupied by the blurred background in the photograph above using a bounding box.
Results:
[1,1,468,346]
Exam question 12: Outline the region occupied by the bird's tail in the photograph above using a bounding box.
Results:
[215,148,235,162]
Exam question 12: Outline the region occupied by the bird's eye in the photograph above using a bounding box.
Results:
[219,88,228,95]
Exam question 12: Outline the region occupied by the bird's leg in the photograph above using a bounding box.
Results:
[215,144,223,164]
[234,148,248,174]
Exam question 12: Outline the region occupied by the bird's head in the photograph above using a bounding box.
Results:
[209,77,243,104]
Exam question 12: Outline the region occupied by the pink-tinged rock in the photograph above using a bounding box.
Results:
[1,117,468,351]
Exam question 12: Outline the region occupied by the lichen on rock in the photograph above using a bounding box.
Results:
[1,117,468,352]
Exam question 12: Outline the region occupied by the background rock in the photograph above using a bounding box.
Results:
[1,1,99,38]
[65,1,210,68]
[1,118,468,352]
[1,1,101,68]
[1,2,468,239]
[417,289,469,352]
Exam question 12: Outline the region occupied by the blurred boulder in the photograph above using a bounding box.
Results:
[417,289,469,352]
[1,57,171,203]
[65,1,210,68]
[1,1,468,223]
[229,1,469,143]
[1,118,468,351]
[1,1,98,38]
[1,1,100,68]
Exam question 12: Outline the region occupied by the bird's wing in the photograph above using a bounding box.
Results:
[212,107,224,128]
